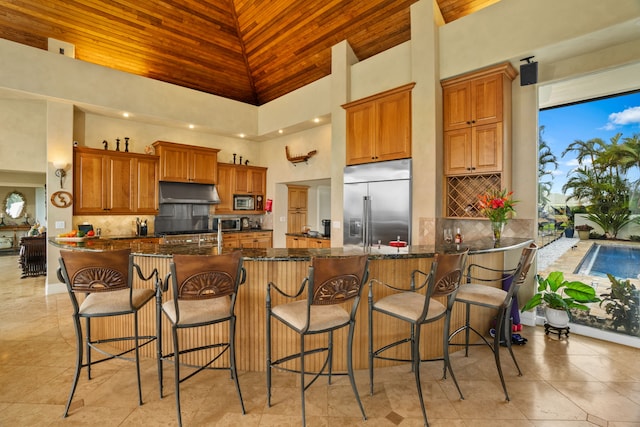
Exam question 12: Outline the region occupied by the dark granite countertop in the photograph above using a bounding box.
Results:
[49,237,532,261]
[286,232,330,240]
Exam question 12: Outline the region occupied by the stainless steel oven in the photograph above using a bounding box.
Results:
[233,195,255,210]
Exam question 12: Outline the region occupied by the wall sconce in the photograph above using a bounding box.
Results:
[53,161,68,188]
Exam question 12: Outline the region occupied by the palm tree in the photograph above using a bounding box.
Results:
[538,126,558,209]
[562,135,636,238]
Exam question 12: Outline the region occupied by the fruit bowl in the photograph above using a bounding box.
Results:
[389,240,407,248]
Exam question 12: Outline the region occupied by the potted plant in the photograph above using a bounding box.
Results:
[521,271,600,327]
[563,219,575,238]
[575,224,593,240]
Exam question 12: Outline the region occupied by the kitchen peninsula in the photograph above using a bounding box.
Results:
[50,237,532,372]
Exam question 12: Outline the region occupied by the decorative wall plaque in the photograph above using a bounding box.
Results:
[51,191,73,208]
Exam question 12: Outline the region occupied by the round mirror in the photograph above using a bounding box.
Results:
[4,191,26,219]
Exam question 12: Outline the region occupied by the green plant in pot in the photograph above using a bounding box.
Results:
[521,271,600,327]
[599,274,639,335]
[575,224,593,240]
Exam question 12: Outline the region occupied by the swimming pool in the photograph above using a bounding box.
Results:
[574,244,640,279]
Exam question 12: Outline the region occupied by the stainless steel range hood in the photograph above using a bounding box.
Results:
[159,182,220,204]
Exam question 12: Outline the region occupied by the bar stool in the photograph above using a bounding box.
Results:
[157,251,246,427]
[57,248,158,417]
[368,250,468,426]
[448,242,537,401]
[266,255,369,427]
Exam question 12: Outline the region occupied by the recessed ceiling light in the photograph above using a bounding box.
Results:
[278,129,284,134]
[188,124,194,129]
[123,112,130,118]
[239,133,245,138]
[313,118,320,123]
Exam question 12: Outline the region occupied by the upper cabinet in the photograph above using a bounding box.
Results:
[216,163,267,214]
[443,73,505,131]
[73,147,159,215]
[234,166,266,195]
[343,83,415,166]
[441,62,517,218]
[152,141,219,184]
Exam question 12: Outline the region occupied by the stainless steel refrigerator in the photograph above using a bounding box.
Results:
[343,159,412,247]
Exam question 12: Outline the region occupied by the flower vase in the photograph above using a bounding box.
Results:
[490,221,505,241]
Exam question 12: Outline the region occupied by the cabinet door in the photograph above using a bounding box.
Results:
[222,233,239,249]
[190,148,217,184]
[157,144,190,182]
[286,235,305,248]
[287,211,307,234]
[308,238,330,248]
[472,123,502,174]
[239,232,272,248]
[74,150,106,214]
[216,163,234,213]
[249,168,266,194]
[288,186,308,210]
[443,81,471,131]
[470,74,503,127]
[345,102,376,165]
[135,157,159,213]
[376,90,411,162]
[234,168,249,193]
[107,155,135,213]
[444,129,472,175]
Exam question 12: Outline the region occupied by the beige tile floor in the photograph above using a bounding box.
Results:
[1,254,639,426]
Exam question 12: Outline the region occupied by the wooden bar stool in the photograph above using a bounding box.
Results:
[266,255,369,427]
[157,251,246,427]
[368,250,468,426]
[57,248,159,417]
[448,242,537,401]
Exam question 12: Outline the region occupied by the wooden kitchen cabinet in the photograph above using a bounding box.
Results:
[223,231,272,249]
[73,147,159,215]
[287,185,308,234]
[443,73,505,131]
[216,163,235,213]
[238,231,272,249]
[216,163,267,214]
[234,166,266,195]
[153,140,219,184]
[286,234,330,248]
[444,123,503,175]
[343,83,414,165]
[441,62,516,217]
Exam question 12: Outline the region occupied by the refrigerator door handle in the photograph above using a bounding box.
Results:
[363,196,371,247]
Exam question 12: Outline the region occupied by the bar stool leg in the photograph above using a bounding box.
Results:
[229,316,246,414]
[172,326,183,427]
[63,315,83,417]
[412,324,428,426]
[134,313,143,405]
[300,334,306,427]
[347,320,366,420]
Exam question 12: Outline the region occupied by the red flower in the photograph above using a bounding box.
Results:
[477,189,517,223]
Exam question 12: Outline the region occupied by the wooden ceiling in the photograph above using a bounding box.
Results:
[0,0,498,106]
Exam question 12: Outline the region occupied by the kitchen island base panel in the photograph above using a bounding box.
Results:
[96,252,504,372]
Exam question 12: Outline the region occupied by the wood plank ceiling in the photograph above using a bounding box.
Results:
[0,0,499,106]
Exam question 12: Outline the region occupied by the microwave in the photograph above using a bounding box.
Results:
[233,195,255,210]
[213,217,241,231]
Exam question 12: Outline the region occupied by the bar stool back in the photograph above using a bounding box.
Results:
[449,242,537,401]
[57,248,158,417]
[368,250,468,426]
[157,250,246,427]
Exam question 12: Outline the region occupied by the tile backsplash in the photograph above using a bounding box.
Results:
[73,215,155,237]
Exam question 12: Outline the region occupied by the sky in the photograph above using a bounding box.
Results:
[539,90,640,196]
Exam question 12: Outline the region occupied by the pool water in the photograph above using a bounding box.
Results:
[574,244,640,279]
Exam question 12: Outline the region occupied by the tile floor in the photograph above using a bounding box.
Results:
[1,254,639,426]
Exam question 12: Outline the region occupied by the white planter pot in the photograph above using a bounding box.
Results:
[545,307,570,328]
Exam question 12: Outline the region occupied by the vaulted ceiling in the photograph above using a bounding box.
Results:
[0,0,499,105]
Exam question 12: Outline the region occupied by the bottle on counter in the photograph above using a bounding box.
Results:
[454,228,463,244]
